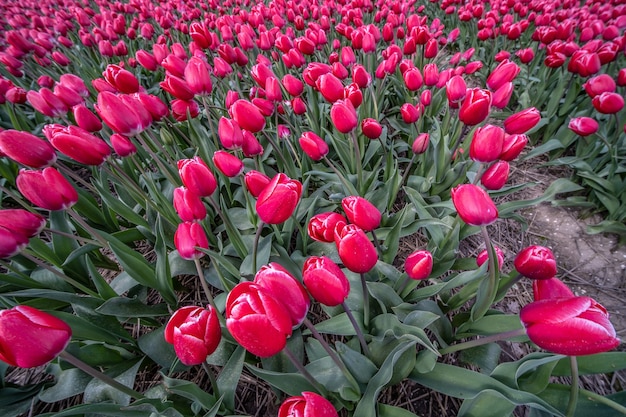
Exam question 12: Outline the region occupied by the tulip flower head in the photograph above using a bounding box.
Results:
[254,263,310,327]
[16,167,78,211]
[256,173,302,224]
[450,184,498,226]
[278,392,338,417]
[302,256,350,307]
[341,196,381,231]
[514,245,557,280]
[164,305,221,366]
[334,223,378,273]
[0,306,71,368]
[568,117,599,136]
[405,250,433,280]
[0,130,57,168]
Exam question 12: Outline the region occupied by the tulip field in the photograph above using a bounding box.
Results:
[1,0,626,415]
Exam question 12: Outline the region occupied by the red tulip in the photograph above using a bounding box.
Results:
[405,250,433,280]
[229,100,266,133]
[403,67,423,91]
[72,105,102,132]
[0,306,71,368]
[592,92,624,114]
[335,224,378,273]
[26,88,68,118]
[16,167,78,211]
[420,90,432,107]
[0,209,45,239]
[445,75,467,108]
[135,93,169,122]
[110,134,136,157]
[171,99,200,121]
[0,130,57,168]
[244,170,271,198]
[265,77,282,102]
[173,187,206,222]
[568,117,599,136]
[481,161,510,190]
[102,64,139,94]
[516,48,534,64]
[43,124,110,166]
[504,107,541,135]
[308,212,347,243]
[299,131,329,161]
[0,226,28,259]
[412,133,430,154]
[242,130,264,157]
[450,184,498,226]
[212,151,243,177]
[532,277,575,301]
[161,75,195,101]
[278,392,338,417]
[164,305,221,365]
[254,263,310,327]
[491,82,514,109]
[95,92,145,137]
[178,157,217,197]
[469,124,505,163]
[225,281,292,357]
[476,246,504,270]
[583,74,616,98]
[342,196,381,231]
[184,57,213,96]
[351,64,371,88]
[161,54,187,77]
[400,103,420,124]
[344,82,363,108]
[520,296,619,356]
[291,97,307,115]
[486,60,520,91]
[423,63,439,86]
[135,50,158,71]
[330,99,358,134]
[256,173,302,224]
[316,73,345,103]
[499,134,528,161]
[361,118,382,139]
[618,68,626,87]
[514,245,557,280]
[459,88,492,126]
[282,74,304,97]
[174,221,209,260]
[302,256,350,307]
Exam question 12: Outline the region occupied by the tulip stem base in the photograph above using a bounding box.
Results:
[439,328,527,355]
[58,351,145,400]
[566,356,579,417]
[193,258,219,316]
[341,301,370,357]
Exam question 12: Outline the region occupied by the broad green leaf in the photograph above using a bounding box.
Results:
[138,326,183,372]
[552,352,626,376]
[0,383,46,417]
[456,313,525,337]
[83,359,143,406]
[162,375,218,410]
[96,296,169,317]
[459,344,502,375]
[244,365,318,397]
[378,403,420,417]
[39,368,92,403]
[155,216,177,305]
[535,384,626,417]
[336,342,378,385]
[216,346,245,411]
[457,389,516,417]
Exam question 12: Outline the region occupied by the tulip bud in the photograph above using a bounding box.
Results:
[476,246,504,270]
[244,170,271,198]
[592,92,625,114]
[0,130,57,168]
[212,150,244,177]
[173,187,206,222]
[330,99,358,133]
[102,64,139,94]
[278,392,338,417]
[334,224,378,273]
[459,88,492,126]
[0,209,45,238]
[299,131,329,161]
[403,67,423,91]
[316,73,345,103]
[583,74,616,98]
[95,92,145,137]
[450,184,498,226]
[308,212,347,243]
[174,221,209,260]
[256,173,302,224]
[254,263,310,327]
[480,161,510,190]
[302,256,350,307]
[242,130,264,157]
[0,226,28,259]
[43,124,110,166]
[110,134,137,157]
[184,57,213,96]
[226,281,293,357]
[491,82,514,109]
[514,245,557,280]
[72,104,102,132]
[405,250,433,280]
[164,305,221,365]
[469,124,505,163]
[520,296,619,356]
[499,134,528,161]
[16,167,78,211]
[412,133,430,154]
[532,277,575,301]
[178,157,217,197]
[171,99,200,121]
[0,306,72,368]
[344,82,363,108]
[400,103,420,124]
[568,117,599,136]
[341,196,381,231]
[229,99,266,133]
[361,118,382,139]
[504,107,541,135]
[445,75,466,108]
[486,59,520,91]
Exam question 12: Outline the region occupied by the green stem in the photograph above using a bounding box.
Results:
[439,328,527,355]
[360,273,369,329]
[66,207,109,248]
[400,154,417,188]
[341,301,370,356]
[202,362,220,399]
[252,222,264,274]
[193,258,218,314]
[58,351,145,400]
[282,346,326,395]
[566,356,579,417]
[579,388,626,415]
[350,130,364,195]
[370,229,384,259]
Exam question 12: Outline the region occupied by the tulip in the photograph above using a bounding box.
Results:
[500,134,528,161]
[16,168,78,211]
[174,222,209,260]
[229,100,266,133]
[299,132,329,161]
[135,93,169,122]
[592,92,625,114]
[278,392,338,417]
[184,57,213,96]
[403,67,423,91]
[95,92,145,137]
[504,107,541,135]
[532,277,575,301]
[420,90,432,107]
[225,282,293,357]
[53,84,83,107]
[291,97,307,115]
[244,170,271,198]
[256,173,302,224]
[160,75,195,101]
[583,74,616,98]
[351,64,371,88]
[164,305,221,366]
[445,75,467,108]
[514,245,557,280]
[26,88,68,118]
[0,130,57,168]
[265,77,282,102]
[242,130,264,157]
[516,48,534,64]
[486,60,520,91]
[330,99,358,134]
[0,209,45,238]
[423,63,439,86]
[316,73,344,103]
[342,196,381,231]
[344,83,363,108]
[405,250,433,280]
[282,74,304,97]
[361,118,382,139]
[102,64,139,94]
[481,161,510,190]
[476,246,504,270]
[308,212,347,243]
[450,184,498,226]
[491,82,514,109]
[135,50,158,71]
[520,296,619,356]
[171,99,200,121]
[0,226,28,258]
[173,187,206,222]
[43,124,110,166]
[459,88,492,126]
[212,151,243,178]
[72,105,102,132]
[335,224,378,273]
[469,124,505,163]
[254,263,310,327]
[161,54,187,77]
[108,133,136,157]
[178,157,217,197]
[302,256,350,307]
[618,68,626,87]
[400,103,420,124]
[568,117,599,136]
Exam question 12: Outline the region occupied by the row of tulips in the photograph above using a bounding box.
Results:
[0,0,624,415]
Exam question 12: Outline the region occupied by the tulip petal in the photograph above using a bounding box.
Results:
[173,329,208,365]
[520,297,593,325]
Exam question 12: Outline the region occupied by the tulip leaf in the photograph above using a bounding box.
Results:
[498,178,583,217]
[138,326,185,372]
[35,401,185,417]
[459,344,502,375]
[0,383,45,417]
[216,346,245,411]
[93,177,149,228]
[306,312,360,336]
[410,363,563,416]
[50,311,128,346]
[457,389,516,417]
[456,313,525,338]
[244,365,319,397]
[368,281,404,313]
[162,375,219,410]
[83,359,143,406]
[533,383,626,417]
[155,216,177,306]
[552,352,626,376]
[39,368,92,403]
[336,342,378,385]
[96,296,169,317]
[377,403,420,417]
